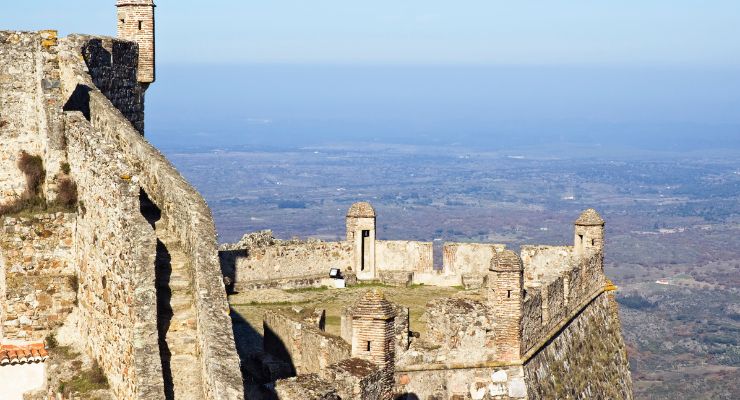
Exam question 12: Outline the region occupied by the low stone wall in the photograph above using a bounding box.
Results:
[301,329,352,375]
[409,298,494,366]
[319,358,384,400]
[274,374,341,400]
[520,245,574,282]
[523,293,633,399]
[395,365,527,400]
[442,243,505,276]
[238,240,351,285]
[264,309,351,376]
[0,213,76,341]
[375,240,433,272]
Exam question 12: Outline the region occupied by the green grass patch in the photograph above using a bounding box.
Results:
[353,281,391,288]
[58,361,109,396]
[285,285,330,293]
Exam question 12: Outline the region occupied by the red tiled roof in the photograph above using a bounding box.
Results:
[0,342,49,366]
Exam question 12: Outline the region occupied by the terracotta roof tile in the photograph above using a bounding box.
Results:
[0,342,49,366]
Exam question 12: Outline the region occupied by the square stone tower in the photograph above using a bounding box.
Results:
[487,249,525,362]
[346,202,376,280]
[116,0,155,86]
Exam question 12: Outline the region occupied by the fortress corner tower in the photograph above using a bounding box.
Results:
[574,208,605,257]
[116,0,155,87]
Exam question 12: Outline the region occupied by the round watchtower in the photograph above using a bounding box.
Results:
[351,289,396,399]
[346,202,376,280]
[574,208,605,257]
[116,0,155,86]
[487,249,524,362]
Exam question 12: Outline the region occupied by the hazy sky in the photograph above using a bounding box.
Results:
[3,1,739,152]
[3,1,740,67]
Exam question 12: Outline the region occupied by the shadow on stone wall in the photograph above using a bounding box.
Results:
[395,394,420,400]
[229,307,296,399]
[139,189,175,399]
[62,84,91,120]
[219,250,241,294]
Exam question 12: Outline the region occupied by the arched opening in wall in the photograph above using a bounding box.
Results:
[361,229,370,271]
[139,188,175,400]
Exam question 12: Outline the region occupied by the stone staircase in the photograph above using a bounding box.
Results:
[155,228,206,400]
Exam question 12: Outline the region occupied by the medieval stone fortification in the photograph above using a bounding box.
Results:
[1,3,243,397]
[222,205,634,399]
[0,2,633,399]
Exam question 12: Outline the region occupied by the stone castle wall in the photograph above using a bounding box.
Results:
[521,253,605,357]
[57,34,243,399]
[264,309,351,376]
[395,365,527,400]
[233,239,352,290]
[0,31,66,205]
[375,240,433,272]
[523,292,633,399]
[63,110,163,399]
[79,37,145,133]
[0,213,76,341]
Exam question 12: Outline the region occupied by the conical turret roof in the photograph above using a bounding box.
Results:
[575,208,605,226]
[490,249,523,272]
[347,202,376,218]
[353,289,396,319]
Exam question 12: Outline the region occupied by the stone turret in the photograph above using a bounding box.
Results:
[116,0,155,86]
[350,289,396,399]
[487,250,524,362]
[346,202,376,280]
[574,208,605,257]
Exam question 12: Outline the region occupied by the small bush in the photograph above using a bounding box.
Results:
[56,176,78,209]
[46,333,59,349]
[60,162,71,175]
[18,151,45,198]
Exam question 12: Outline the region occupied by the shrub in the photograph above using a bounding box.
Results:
[17,151,45,198]
[56,176,78,209]
[60,162,71,175]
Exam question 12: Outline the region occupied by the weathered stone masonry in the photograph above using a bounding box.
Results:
[0,213,76,342]
[234,206,633,399]
[58,34,244,400]
[1,28,244,400]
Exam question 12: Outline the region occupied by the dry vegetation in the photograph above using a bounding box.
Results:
[0,151,78,216]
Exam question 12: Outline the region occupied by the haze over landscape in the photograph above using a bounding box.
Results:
[5,1,740,152]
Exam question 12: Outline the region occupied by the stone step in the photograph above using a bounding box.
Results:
[169,294,193,313]
[169,354,205,400]
[154,231,206,400]
[168,271,191,291]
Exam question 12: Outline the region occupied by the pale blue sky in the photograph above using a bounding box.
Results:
[2,0,740,67]
[3,1,739,151]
